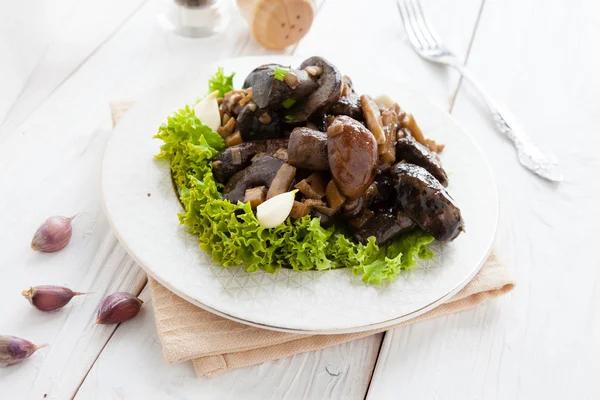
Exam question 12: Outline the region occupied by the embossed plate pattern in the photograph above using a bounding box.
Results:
[101,56,498,334]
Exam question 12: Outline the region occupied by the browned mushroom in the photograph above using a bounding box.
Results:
[236,105,281,141]
[327,116,378,199]
[250,68,318,109]
[329,93,363,120]
[223,156,285,203]
[243,63,285,89]
[349,209,375,230]
[213,139,288,183]
[391,163,464,242]
[287,127,329,171]
[396,134,448,187]
[284,57,343,123]
[354,212,415,245]
[342,196,367,219]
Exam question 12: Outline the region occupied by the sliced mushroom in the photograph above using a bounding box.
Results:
[391,163,464,242]
[304,65,323,77]
[266,163,296,199]
[396,134,448,186]
[272,148,289,162]
[342,75,355,94]
[327,116,378,199]
[224,131,243,147]
[244,186,267,208]
[313,205,338,217]
[287,127,329,171]
[236,105,282,141]
[251,68,318,109]
[325,180,346,209]
[212,138,289,183]
[295,173,327,199]
[360,95,386,145]
[290,201,311,219]
[303,198,327,208]
[378,108,400,165]
[285,57,343,123]
[223,156,285,203]
[399,111,443,153]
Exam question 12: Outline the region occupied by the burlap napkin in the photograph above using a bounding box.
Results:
[110,102,515,377]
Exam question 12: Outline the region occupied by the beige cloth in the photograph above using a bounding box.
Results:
[110,102,515,377]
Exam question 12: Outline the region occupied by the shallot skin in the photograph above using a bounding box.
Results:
[0,336,47,367]
[31,215,74,253]
[22,285,85,312]
[96,292,143,325]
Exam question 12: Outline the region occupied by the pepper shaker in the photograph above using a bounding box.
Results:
[237,0,314,49]
[160,0,231,37]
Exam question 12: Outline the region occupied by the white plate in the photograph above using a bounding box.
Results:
[102,56,498,334]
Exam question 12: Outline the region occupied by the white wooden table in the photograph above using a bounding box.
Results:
[1,0,599,398]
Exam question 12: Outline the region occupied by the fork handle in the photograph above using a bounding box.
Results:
[450,64,562,181]
[453,65,527,146]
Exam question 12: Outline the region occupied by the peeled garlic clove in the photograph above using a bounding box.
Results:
[22,285,86,312]
[256,190,297,228]
[0,336,47,367]
[96,292,143,325]
[193,90,221,131]
[31,215,75,253]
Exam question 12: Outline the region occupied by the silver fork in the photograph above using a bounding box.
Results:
[397,0,562,182]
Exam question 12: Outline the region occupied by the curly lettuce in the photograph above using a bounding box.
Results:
[208,67,235,98]
[155,105,224,188]
[154,94,435,284]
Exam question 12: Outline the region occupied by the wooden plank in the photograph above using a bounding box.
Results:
[367,0,600,398]
[0,0,79,124]
[74,286,383,399]
[0,0,149,134]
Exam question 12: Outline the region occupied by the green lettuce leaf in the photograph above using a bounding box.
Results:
[155,71,436,284]
[154,105,224,188]
[208,67,235,98]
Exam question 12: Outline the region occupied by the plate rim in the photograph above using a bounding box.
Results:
[101,55,498,334]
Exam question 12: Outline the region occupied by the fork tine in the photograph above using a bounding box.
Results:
[405,0,438,49]
[396,0,428,50]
